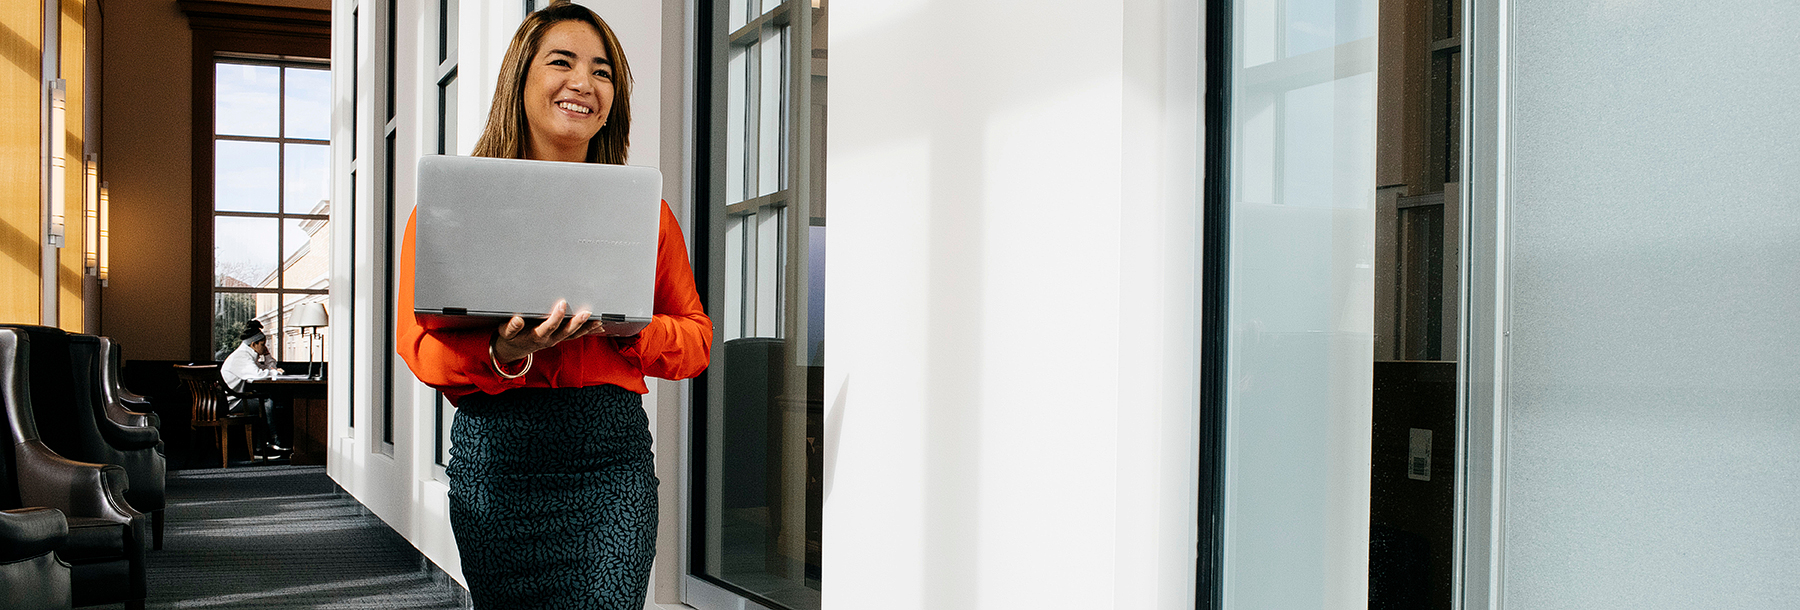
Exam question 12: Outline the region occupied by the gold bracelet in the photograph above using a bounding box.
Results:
[489,341,533,379]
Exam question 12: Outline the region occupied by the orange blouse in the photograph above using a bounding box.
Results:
[396,200,713,404]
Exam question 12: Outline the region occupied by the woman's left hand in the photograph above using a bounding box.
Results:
[491,300,605,364]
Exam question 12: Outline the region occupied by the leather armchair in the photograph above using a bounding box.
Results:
[95,338,158,430]
[0,507,72,610]
[69,335,167,550]
[0,329,148,610]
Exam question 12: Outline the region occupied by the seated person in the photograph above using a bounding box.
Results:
[221,327,289,455]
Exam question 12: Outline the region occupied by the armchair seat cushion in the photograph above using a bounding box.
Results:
[61,517,125,562]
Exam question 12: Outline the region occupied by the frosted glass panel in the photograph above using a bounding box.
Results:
[1502,2,1800,608]
[1222,0,1376,606]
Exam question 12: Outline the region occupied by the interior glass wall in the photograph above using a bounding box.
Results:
[1494,1,1800,607]
[696,0,826,607]
[1219,0,1378,605]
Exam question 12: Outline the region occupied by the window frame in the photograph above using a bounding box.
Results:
[208,57,332,363]
[182,1,331,362]
[689,0,825,608]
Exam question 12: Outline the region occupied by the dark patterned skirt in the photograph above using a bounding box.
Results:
[448,384,658,610]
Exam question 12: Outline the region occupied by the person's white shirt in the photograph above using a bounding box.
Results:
[221,341,277,402]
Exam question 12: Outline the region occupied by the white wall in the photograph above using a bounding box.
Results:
[326,0,671,593]
[824,0,1203,608]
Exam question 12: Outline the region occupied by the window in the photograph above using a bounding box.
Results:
[694,0,826,608]
[377,0,399,450]
[210,59,332,364]
[432,0,460,470]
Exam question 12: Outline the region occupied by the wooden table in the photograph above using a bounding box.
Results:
[245,376,328,465]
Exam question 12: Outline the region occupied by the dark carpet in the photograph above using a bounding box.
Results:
[123,465,470,609]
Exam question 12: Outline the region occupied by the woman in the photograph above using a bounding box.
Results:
[395,2,712,608]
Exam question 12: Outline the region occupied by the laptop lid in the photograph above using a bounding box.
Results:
[412,155,662,335]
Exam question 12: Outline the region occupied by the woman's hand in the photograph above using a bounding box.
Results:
[491,300,606,364]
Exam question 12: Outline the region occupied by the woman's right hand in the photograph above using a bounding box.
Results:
[491,300,605,365]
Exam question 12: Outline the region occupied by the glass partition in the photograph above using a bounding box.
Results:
[696,0,826,608]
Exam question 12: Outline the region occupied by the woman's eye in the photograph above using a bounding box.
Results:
[548,59,570,67]
[594,70,612,79]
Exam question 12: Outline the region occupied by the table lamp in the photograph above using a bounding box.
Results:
[292,302,329,380]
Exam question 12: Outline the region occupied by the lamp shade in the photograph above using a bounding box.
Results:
[292,302,329,328]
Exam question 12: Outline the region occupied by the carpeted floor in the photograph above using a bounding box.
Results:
[115,465,471,609]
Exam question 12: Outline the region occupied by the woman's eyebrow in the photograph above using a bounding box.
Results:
[546,48,611,66]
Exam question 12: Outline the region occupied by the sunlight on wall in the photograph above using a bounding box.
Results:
[974,80,1122,610]
[823,134,932,610]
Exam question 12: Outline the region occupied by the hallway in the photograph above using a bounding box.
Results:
[129,465,468,609]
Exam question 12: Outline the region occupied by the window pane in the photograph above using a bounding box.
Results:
[285,67,332,140]
[217,141,279,213]
[439,72,459,155]
[285,143,331,214]
[758,29,784,198]
[216,63,280,137]
[725,214,746,339]
[727,45,748,203]
[440,0,459,64]
[806,225,825,366]
[730,0,748,30]
[283,293,329,364]
[212,292,263,361]
[283,218,329,289]
[215,216,279,288]
[1224,0,1378,602]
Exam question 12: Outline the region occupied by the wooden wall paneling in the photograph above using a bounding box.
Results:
[0,0,42,322]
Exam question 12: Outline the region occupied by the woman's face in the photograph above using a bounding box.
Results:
[523,21,615,162]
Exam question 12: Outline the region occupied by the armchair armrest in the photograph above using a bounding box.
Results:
[92,405,162,450]
[109,398,159,429]
[13,439,141,525]
[116,388,149,406]
[0,507,67,563]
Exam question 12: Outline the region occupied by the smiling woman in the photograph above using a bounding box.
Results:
[520,23,616,162]
[394,2,710,609]
[469,2,633,165]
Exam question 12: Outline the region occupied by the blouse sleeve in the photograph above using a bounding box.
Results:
[395,208,536,396]
[617,201,714,380]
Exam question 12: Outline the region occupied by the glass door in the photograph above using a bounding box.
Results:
[693,0,827,608]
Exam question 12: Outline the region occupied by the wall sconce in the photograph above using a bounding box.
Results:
[47,79,66,248]
[99,182,110,286]
[85,154,99,274]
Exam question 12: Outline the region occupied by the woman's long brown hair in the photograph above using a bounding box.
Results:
[469,0,632,164]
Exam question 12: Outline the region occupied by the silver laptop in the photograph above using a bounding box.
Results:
[412,155,662,335]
